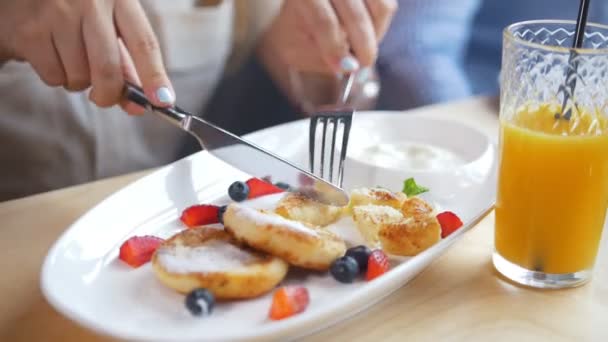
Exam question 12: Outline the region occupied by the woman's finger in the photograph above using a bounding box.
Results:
[332,0,377,67]
[115,0,174,107]
[18,21,66,87]
[294,0,351,72]
[51,5,90,92]
[118,39,145,115]
[30,42,66,87]
[82,0,123,107]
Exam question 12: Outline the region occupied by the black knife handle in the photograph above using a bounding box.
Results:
[122,82,187,124]
[123,82,151,108]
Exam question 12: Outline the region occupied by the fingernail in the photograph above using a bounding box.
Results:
[340,56,360,73]
[156,86,174,104]
[356,67,372,83]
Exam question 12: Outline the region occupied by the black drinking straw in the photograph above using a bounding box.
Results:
[559,0,591,120]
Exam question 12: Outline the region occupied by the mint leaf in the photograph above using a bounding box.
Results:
[402,178,429,197]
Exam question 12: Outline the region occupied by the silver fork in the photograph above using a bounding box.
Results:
[308,73,355,187]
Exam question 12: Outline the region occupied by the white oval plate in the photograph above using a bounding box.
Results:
[41,112,497,341]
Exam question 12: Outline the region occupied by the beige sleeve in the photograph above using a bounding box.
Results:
[0,1,236,200]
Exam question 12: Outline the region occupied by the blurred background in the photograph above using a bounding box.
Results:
[1,0,607,201]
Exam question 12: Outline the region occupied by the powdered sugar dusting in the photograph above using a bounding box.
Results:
[156,240,259,274]
[353,205,404,226]
[233,205,318,237]
[241,193,286,211]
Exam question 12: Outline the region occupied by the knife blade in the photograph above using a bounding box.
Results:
[124,83,350,206]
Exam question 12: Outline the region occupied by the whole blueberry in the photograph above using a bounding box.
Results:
[228,181,249,202]
[274,182,292,191]
[330,256,360,283]
[217,205,228,224]
[345,245,372,272]
[185,288,215,317]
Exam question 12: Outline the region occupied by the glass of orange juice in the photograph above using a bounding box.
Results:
[494,20,608,288]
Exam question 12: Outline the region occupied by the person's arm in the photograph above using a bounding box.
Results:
[0,0,173,114]
[203,0,398,136]
[376,0,482,110]
[254,0,397,110]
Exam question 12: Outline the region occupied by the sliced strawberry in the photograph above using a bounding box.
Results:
[246,178,284,199]
[437,211,463,238]
[180,205,220,228]
[366,249,389,281]
[119,235,164,268]
[269,286,309,320]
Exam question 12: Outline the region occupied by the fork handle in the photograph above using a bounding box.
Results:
[123,82,187,127]
[339,72,356,105]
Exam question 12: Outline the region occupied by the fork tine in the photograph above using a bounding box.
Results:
[308,110,353,187]
[319,117,328,179]
[337,115,353,187]
[328,117,338,183]
[309,117,318,173]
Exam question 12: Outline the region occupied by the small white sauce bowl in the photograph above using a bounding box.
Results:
[342,114,496,205]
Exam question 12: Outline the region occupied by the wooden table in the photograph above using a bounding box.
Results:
[1,97,607,341]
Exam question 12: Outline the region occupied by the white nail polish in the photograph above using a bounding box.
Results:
[156,87,174,104]
[340,56,360,72]
[356,67,372,83]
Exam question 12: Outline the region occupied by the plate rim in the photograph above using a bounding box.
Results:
[40,113,497,341]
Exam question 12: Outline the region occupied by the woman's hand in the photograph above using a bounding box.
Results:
[0,0,174,114]
[259,0,398,74]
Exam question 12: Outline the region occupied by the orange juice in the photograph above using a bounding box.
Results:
[495,105,608,274]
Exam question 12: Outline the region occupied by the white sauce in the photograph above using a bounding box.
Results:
[352,141,465,171]
[156,240,258,274]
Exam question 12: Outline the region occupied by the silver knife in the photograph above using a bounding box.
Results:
[124,83,349,206]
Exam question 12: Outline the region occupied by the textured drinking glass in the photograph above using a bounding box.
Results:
[494,20,608,288]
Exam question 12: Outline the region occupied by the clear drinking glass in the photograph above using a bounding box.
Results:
[494,20,608,288]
